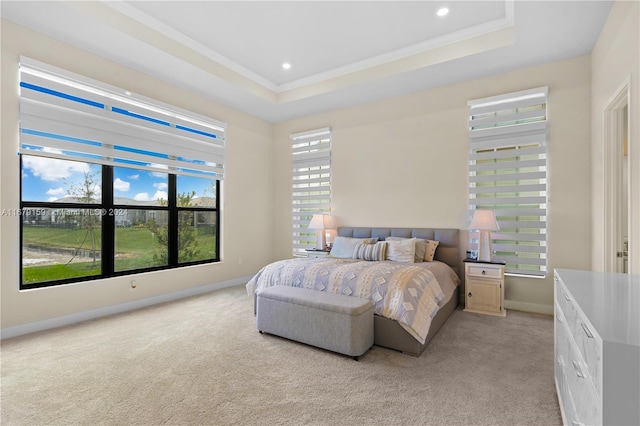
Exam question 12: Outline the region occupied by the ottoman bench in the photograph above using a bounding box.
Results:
[256,286,374,360]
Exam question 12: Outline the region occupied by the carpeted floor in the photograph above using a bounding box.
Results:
[1,285,561,425]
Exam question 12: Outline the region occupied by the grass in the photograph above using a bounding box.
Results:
[22,225,216,284]
[23,263,101,284]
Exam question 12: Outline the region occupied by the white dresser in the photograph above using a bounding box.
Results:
[554,269,640,426]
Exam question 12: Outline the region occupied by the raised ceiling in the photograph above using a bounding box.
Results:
[1,1,613,122]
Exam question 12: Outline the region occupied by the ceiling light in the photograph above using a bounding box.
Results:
[437,7,449,17]
[282,63,291,70]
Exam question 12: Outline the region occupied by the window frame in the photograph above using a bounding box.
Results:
[467,87,548,278]
[290,128,332,257]
[20,159,220,290]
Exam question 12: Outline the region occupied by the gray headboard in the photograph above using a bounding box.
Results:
[337,227,462,277]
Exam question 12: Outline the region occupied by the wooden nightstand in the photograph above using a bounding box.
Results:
[305,249,329,258]
[463,260,506,317]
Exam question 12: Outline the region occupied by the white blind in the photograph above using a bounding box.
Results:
[468,87,548,277]
[18,57,226,180]
[291,127,331,256]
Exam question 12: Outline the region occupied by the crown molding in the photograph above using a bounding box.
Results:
[102,0,514,97]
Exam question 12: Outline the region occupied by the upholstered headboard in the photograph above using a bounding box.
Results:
[337,227,462,278]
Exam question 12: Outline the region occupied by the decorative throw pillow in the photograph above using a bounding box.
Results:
[424,240,440,262]
[353,241,387,261]
[329,236,378,258]
[386,236,426,262]
[386,238,416,263]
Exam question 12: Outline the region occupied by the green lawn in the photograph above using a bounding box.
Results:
[22,225,216,284]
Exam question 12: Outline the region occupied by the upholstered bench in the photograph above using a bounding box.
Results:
[256,286,374,360]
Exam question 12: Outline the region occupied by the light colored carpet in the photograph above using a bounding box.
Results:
[1,285,561,425]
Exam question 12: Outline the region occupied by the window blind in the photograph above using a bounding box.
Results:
[291,127,331,256]
[18,57,226,180]
[468,87,548,277]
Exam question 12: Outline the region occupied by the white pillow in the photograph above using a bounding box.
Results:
[386,238,416,263]
[329,236,377,258]
[386,236,426,262]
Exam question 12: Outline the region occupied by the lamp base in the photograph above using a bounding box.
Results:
[477,230,493,262]
[315,230,326,250]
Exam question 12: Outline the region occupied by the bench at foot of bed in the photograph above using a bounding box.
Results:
[256,286,374,360]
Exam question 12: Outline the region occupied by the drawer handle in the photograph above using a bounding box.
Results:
[468,292,472,298]
[572,421,585,426]
[563,293,571,302]
[580,322,593,338]
[481,270,486,275]
[572,360,585,378]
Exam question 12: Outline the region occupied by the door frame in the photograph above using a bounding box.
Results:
[603,78,631,273]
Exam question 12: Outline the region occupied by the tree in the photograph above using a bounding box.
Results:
[147,191,201,264]
[66,171,100,266]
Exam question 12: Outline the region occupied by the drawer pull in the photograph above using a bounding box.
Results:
[482,270,486,275]
[564,293,571,302]
[580,322,593,338]
[468,292,472,298]
[572,421,585,426]
[572,360,585,378]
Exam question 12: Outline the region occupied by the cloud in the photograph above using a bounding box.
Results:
[128,174,139,180]
[113,178,130,192]
[22,155,90,181]
[153,190,167,200]
[133,193,149,201]
[153,182,168,190]
[46,187,65,196]
[149,164,168,178]
[47,196,59,202]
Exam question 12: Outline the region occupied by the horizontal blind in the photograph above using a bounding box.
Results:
[18,57,226,180]
[291,127,331,256]
[468,87,548,277]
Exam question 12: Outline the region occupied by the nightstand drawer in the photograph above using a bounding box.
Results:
[306,250,329,258]
[467,265,502,279]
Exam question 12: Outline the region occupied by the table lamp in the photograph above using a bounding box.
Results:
[469,209,499,262]
[308,214,334,250]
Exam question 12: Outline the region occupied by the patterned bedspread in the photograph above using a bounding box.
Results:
[246,257,455,344]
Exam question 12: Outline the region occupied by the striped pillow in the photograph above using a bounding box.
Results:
[353,241,387,261]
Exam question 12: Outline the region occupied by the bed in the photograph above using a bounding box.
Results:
[247,227,462,356]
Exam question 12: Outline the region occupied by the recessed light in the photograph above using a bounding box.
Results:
[437,7,449,17]
[282,63,291,70]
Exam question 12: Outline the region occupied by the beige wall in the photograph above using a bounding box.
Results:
[591,1,640,273]
[4,7,619,330]
[274,56,593,315]
[0,21,274,329]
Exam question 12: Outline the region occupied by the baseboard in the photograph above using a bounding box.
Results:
[504,299,553,316]
[0,275,253,340]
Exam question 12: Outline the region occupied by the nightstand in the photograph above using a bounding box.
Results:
[305,249,329,258]
[463,260,506,317]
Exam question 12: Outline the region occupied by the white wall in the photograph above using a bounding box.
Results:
[591,1,640,273]
[273,56,593,315]
[0,20,273,330]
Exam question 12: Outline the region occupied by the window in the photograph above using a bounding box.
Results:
[468,87,548,277]
[19,57,225,289]
[291,128,331,256]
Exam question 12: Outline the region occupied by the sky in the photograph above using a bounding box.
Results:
[21,155,215,204]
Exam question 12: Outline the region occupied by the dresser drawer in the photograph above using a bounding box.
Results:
[565,330,601,425]
[555,274,603,398]
[573,318,602,399]
[467,264,502,279]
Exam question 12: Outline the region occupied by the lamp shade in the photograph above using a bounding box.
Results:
[309,214,334,230]
[469,209,499,231]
